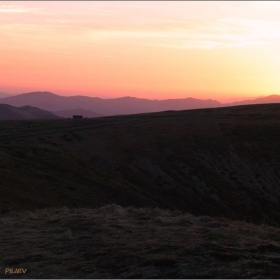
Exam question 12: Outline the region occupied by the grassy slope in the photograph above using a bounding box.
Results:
[1,104,280,225]
[1,205,280,278]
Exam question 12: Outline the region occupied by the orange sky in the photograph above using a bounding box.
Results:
[1,1,280,102]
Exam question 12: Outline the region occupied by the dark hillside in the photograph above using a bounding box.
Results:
[1,103,280,225]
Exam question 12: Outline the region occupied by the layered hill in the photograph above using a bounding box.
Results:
[227,94,280,106]
[1,103,280,226]
[2,91,280,118]
[0,104,60,120]
[0,91,222,116]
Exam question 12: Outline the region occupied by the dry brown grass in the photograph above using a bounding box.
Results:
[1,204,280,278]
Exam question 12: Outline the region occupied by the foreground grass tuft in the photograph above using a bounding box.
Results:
[1,204,280,278]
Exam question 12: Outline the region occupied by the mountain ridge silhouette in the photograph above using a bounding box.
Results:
[1,91,280,117]
[0,91,222,116]
[0,104,60,120]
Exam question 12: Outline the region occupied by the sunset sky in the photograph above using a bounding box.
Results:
[1,1,280,102]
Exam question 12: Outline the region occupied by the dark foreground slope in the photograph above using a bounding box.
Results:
[1,104,280,225]
[1,205,280,279]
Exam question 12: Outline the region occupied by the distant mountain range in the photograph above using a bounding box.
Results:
[0,104,60,120]
[0,91,221,116]
[1,91,280,117]
[225,94,280,106]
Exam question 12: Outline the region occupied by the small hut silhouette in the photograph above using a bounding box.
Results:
[73,115,83,119]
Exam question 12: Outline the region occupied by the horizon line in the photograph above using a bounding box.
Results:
[1,90,278,104]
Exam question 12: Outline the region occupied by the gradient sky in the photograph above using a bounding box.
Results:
[1,1,280,102]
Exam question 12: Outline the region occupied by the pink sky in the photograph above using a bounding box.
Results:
[1,1,280,102]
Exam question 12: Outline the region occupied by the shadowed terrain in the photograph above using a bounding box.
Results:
[1,205,280,279]
[2,103,280,278]
[1,103,280,225]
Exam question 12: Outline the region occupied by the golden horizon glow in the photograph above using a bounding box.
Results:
[1,1,280,102]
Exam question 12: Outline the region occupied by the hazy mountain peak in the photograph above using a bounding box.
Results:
[264,94,280,98]
[22,91,59,96]
[0,92,11,98]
